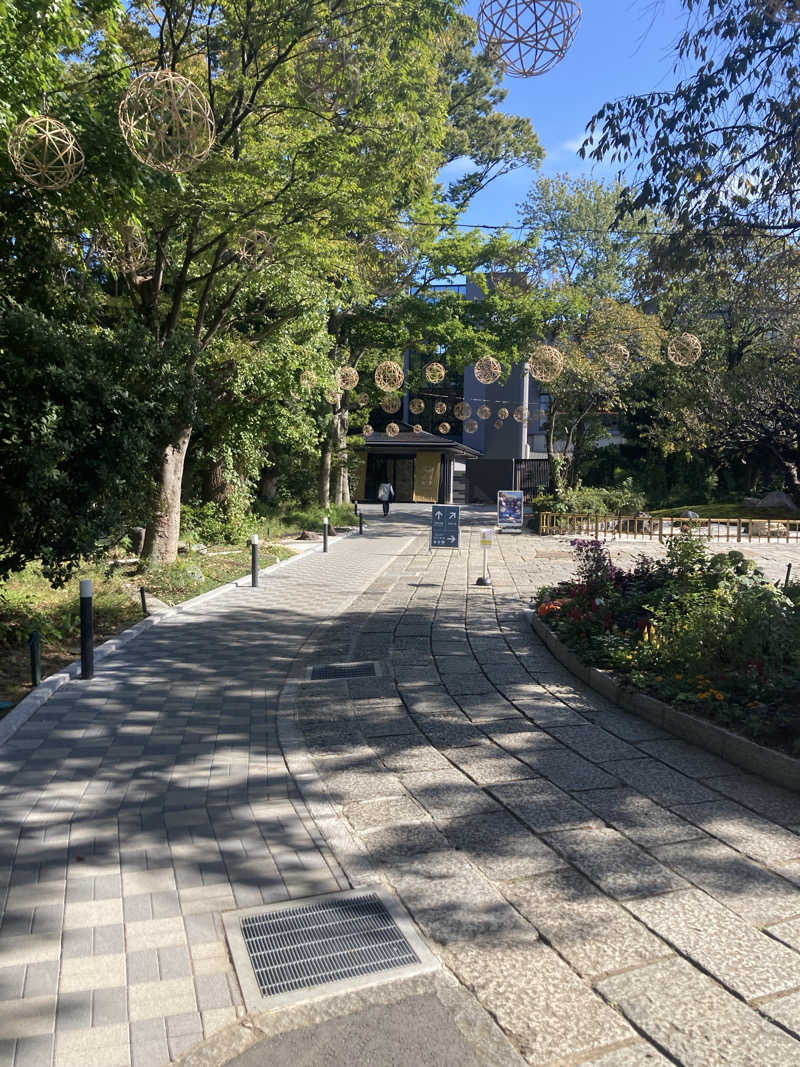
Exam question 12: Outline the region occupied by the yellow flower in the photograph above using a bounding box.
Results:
[697,692,710,701]
[714,692,724,702]
[675,673,683,680]
[655,676,664,683]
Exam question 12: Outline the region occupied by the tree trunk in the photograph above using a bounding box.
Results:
[319,446,331,508]
[333,405,350,506]
[782,458,800,506]
[143,425,192,564]
[204,456,231,504]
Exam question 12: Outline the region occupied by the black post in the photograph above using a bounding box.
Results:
[359,514,364,536]
[29,630,41,687]
[251,534,260,587]
[323,517,329,553]
[139,586,147,616]
[786,562,793,589]
[354,501,359,516]
[80,579,94,680]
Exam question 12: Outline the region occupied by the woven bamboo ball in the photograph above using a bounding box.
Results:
[477,404,492,420]
[363,424,374,437]
[478,0,582,78]
[605,342,630,371]
[464,418,479,434]
[374,360,405,392]
[766,0,800,20]
[438,422,451,435]
[95,222,148,274]
[434,401,448,415]
[386,422,400,437]
[118,70,215,174]
[425,361,446,384]
[493,419,503,430]
[8,116,85,190]
[380,395,402,414]
[667,333,702,366]
[497,406,509,420]
[356,392,370,407]
[238,230,273,267]
[324,386,340,404]
[338,366,359,391]
[299,370,318,390]
[413,423,423,434]
[453,401,472,420]
[474,355,502,384]
[513,405,530,423]
[409,398,425,415]
[296,37,359,111]
[528,343,564,381]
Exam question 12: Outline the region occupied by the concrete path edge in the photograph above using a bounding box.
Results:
[530,609,800,792]
[0,530,357,748]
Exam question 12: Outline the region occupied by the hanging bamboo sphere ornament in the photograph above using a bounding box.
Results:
[605,342,630,371]
[238,230,273,268]
[667,332,702,366]
[477,0,582,78]
[477,404,492,420]
[324,386,340,404]
[118,70,215,174]
[386,422,400,437]
[434,401,448,415]
[425,361,446,384]
[8,115,85,190]
[528,343,564,381]
[374,360,405,392]
[494,419,504,430]
[474,355,502,384]
[497,406,509,420]
[464,418,479,434]
[438,422,451,435]
[766,1,800,21]
[338,366,359,391]
[363,424,374,437]
[409,397,425,415]
[413,423,423,434]
[95,222,148,274]
[299,369,318,390]
[380,395,402,414]
[513,405,530,423]
[356,392,370,407]
[453,401,472,420]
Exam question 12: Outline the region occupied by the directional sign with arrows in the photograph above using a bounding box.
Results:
[431,504,461,549]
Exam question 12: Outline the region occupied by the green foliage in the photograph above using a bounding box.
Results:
[529,481,646,515]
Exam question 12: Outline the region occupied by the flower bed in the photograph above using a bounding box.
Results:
[535,536,800,757]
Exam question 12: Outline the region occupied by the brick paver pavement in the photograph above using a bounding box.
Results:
[4,506,800,1067]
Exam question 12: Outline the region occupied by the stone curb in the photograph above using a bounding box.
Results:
[0,530,357,747]
[528,609,800,792]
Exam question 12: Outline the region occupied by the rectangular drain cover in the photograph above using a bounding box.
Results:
[224,888,437,1012]
[308,661,378,681]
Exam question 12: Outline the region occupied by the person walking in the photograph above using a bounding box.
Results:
[377,479,394,516]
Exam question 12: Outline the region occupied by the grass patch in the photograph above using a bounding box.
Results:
[0,540,293,712]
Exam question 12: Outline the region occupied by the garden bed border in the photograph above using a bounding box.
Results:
[0,531,356,748]
[529,610,800,793]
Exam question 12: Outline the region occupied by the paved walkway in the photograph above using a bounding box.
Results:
[2,507,800,1066]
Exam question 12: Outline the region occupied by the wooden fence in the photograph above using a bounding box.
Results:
[539,512,800,544]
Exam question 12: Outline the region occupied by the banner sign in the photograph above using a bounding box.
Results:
[497,490,524,530]
[431,505,461,548]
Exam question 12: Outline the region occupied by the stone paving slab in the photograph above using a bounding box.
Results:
[596,957,800,1065]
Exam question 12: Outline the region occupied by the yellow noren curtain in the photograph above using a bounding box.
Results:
[414,452,440,502]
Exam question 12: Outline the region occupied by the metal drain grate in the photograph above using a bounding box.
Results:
[309,662,377,681]
[240,893,419,998]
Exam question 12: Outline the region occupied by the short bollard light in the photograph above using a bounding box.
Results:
[359,513,364,536]
[476,528,494,587]
[323,516,329,553]
[251,534,260,587]
[29,630,41,687]
[354,501,359,516]
[80,579,94,680]
[139,586,148,617]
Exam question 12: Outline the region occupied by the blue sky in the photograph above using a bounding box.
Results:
[447,0,690,230]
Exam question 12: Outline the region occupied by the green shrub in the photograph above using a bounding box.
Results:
[529,479,645,515]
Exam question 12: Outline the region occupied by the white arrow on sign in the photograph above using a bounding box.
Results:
[448,535,456,543]
[448,512,457,520]
[434,510,443,520]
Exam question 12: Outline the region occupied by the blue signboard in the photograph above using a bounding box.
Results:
[431,505,461,548]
